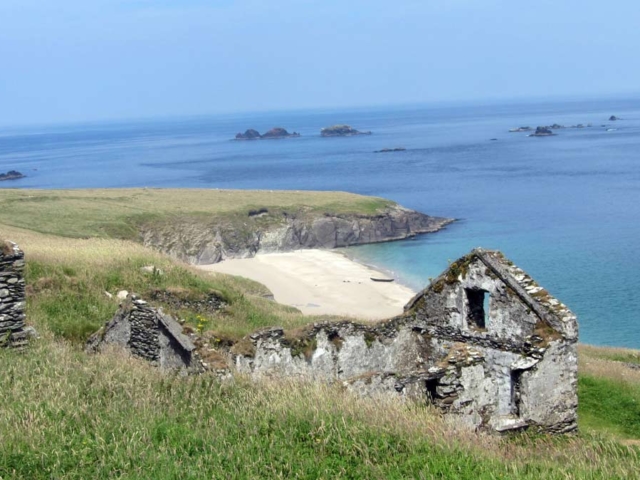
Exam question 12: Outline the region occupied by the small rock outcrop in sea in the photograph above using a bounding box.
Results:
[0,170,25,181]
[234,128,300,140]
[508,127,532,132]
[609,115,619,121]
[261,127,300,139]
[320,125,371,137]
[232,248,579,434]
[374,147,406,153]
[529,126,556,137]
[235,129,261,140]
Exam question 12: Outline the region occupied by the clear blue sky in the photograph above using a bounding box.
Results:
[1,0,638,125]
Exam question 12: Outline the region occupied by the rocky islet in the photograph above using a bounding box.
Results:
[0,171,25,181]
[235,127,300,140]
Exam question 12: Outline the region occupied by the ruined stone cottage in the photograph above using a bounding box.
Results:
[87,295,198,372]
[0,241,29,349]
[233,249,578,434]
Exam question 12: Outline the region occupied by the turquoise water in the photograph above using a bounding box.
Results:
[2,97,639,347]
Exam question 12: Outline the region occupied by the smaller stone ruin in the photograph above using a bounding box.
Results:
[87,295,198,372]
[0,241,28,349]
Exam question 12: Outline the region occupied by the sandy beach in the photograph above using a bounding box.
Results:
[198,250,417,320]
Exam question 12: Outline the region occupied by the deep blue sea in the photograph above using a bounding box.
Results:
[2,97,639,348]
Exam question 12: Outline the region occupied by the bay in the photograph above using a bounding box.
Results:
[2,97,639,347]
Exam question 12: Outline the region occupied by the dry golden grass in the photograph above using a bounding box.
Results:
[579,344,640,383]
[0,223,159,265]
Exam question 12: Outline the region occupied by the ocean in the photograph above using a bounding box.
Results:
[1,97,639,348]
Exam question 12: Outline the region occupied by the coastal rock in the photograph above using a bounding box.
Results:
[234,128,300,140]
[138,205,454,265]
[609,115,619,121]
[529,126,556,137]
[374,147,406,153]
[508,127,532,133]
[235,129,261,140]
[0,170,25,181]
[320,125,371,137]
[261,127,300,139]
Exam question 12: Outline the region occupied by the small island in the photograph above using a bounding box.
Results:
[508,126,532,132]
[0,170,25,181]
[609,115,619,121]
[528,126,556,137]
[235,127,300,140]
[320,124,371,137]
[374,147,406,153]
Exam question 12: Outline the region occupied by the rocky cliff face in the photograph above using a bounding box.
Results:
[138,205,454,265]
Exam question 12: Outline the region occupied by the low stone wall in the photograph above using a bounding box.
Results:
[0,241,28,349]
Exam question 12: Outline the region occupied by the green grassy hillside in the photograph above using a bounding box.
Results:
[0,188,395,240]
[1,223,639,478]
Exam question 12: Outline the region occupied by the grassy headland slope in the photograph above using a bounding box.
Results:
[0,189,394,239]
[0,189,453,264]
[1,192,639,478]
[1,224,639,478]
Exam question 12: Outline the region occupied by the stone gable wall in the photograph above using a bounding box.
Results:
[87,295,198,372]
[231,250,579,434]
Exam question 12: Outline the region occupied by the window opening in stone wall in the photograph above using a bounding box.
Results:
[510,370,523,416]
[425,378,439,405]
[465,288,489,330]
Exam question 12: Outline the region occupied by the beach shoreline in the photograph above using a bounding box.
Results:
[198,249,417,321]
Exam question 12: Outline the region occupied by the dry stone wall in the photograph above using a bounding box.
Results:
[87,295,199,372]
[0,241,28,349]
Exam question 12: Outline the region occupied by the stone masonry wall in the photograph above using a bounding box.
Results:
[0,241,28,349]
[87,295,198,372]
[231,249,579,434]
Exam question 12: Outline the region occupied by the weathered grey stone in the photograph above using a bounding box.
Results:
[231,249,578,434]
[87,294,200,373]
[139,205,455,265]
[0,241,29,349]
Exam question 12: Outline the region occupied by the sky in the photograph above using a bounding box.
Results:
[1,0,639,125]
